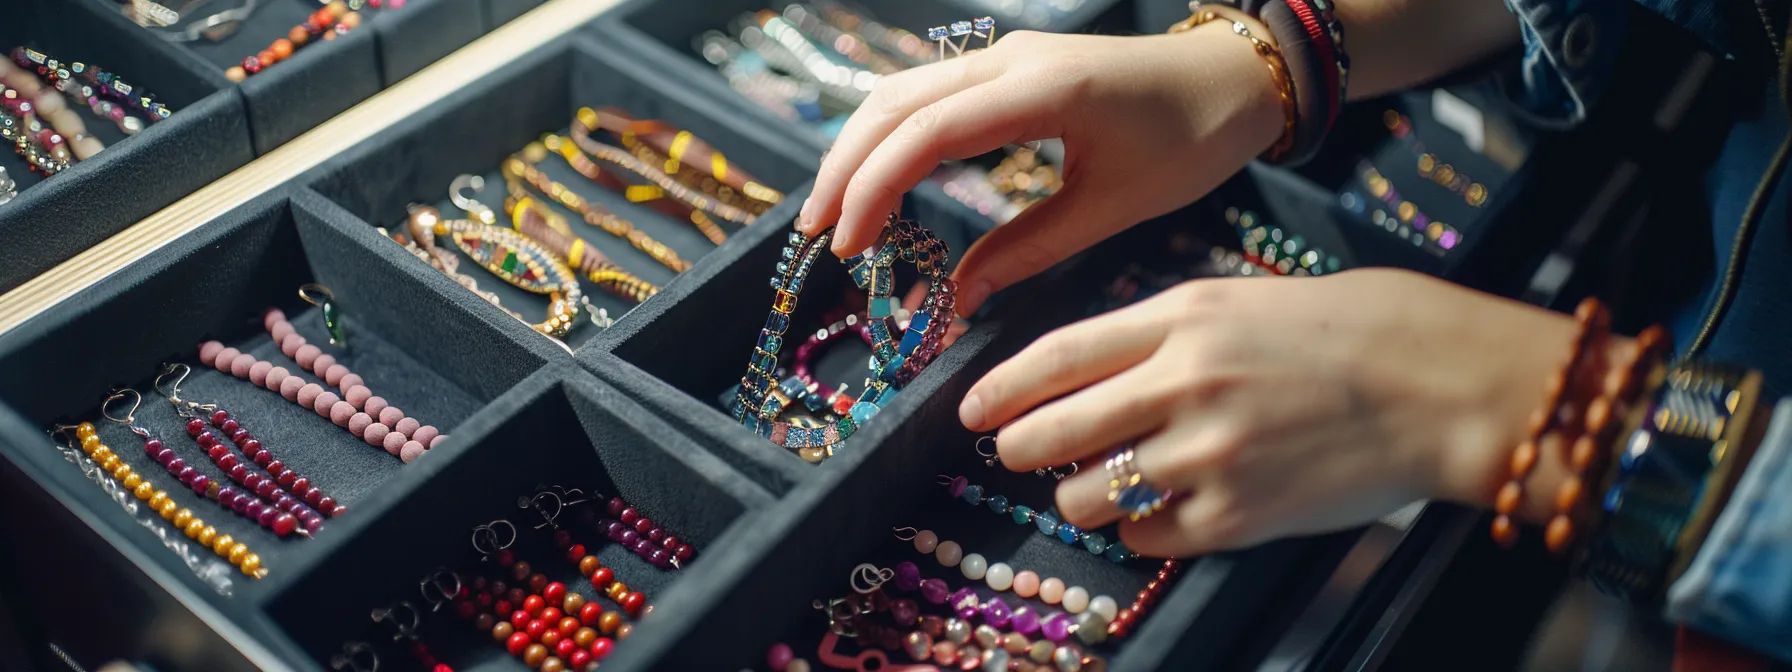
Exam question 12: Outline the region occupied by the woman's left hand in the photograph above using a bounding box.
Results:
[963,268,1606,558]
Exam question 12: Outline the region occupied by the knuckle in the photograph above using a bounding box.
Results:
[867,72,913,116]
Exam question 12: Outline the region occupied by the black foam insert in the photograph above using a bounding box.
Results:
[372,0,486,86]
[307,34,820,351]
[0,0,253,294]
[261,366,775,670]
[485,0,545,28]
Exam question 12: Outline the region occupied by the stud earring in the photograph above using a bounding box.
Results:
[156,364,335,534]
[299,283,347,347]
[90,393,268,577]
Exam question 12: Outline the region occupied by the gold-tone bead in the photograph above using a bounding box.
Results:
[99,455,120,472]
[134,481,155,500]
[121,473,142,490]
[197,526,217,546]
[91,446,113,462]
[158,499,179,519]
[75,422,96,439]
[112,464,132,480]
[228,543,248,564]
[184,519,205,538]
[173,508,193,529]
[149,491,169,509]
[240,553,262,575]
[212,534,235,555]
[80,435,100,452]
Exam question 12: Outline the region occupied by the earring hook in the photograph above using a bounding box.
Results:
[101,389,143,425]
[154,363,192,403]
[891,526,917,541]
[449,174,496,225]
[517,490,564,530]
[417,568,462,613]
[371,601,422,639]
[328,641,379,672]
[298,283,348,348]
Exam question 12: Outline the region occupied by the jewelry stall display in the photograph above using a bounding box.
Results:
[115,0,405,82]
[387,108,790,348]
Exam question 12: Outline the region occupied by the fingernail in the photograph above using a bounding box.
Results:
[960,394,985,429]
[796,197,813,230]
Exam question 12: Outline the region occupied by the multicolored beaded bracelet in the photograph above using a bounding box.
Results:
[0,60,103,160]
[569,107,761,226]
[504,142,693,273]
[0,97,66,175]
[940,475,1140,563]
[12,47,171,127]
[730,218,955,461]
[591,106,785,215]
[226,2,360,82]
[894,527,1121,621]
[840,561,1105,668]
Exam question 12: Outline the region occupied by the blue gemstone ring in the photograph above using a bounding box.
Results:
[1106,446,1170,521]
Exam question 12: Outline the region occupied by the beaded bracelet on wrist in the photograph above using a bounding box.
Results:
[1169,7,1297,161]
[731,219,955,461]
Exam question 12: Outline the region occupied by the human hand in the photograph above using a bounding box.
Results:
[964,269,1631,558]
[796,24,1286,316]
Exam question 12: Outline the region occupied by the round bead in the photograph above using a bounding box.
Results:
[364,423,390,447]
[313,391,340,416]
[1013,571,1040,598]
[339,373,364,390]
[1556,476,1584,512]
[1571,435,1598,471]
[1545,515,1575,552]
[280,333,305,356]
[505,632,530,656]
[199,341,225,365]
[294,344,321,369]
[249,361,273,386]
[985,563,1014,591]
[230,353,256,377]
[1062,586,1090,614]
[767,643,794,670]
[383,430,408,455]
[1495,481,1523,516]
[934,540,962,567]
[348,413,372,436]
[213,347,240,372]
[541,657,566,672]
[430,435,448,449]
[959,553,987,580]
[597,611,623,635]
[913,529,938,553]
[1039,578,1065,605]
[266,366,291,391]
[412,425,441,446]
[364,396,389,418]
[311,354,336,377]
[379,406,404,427]
[296,383,323,408]
[330,401,356,426]
[270,322,294,345]
[322,364,349,387]
[1090,595,1119,622]
[393,416,421,437]
[785,661,808,672]
[400,441,427,463]
[344,385,372,409]
[1490,515,1519,547]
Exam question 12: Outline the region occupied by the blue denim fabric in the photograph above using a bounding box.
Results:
[1665,399,1792,662]
[1501,0,1630,124]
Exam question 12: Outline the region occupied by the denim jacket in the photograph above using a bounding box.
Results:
[1503,0,1792,661]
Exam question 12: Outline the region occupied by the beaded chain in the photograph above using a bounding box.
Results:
[591,106,784,215]
[790,312,875,410]
[226,2,361,81]
[1543,323,1669,553]
[940,475,1140,563]
[568,107,761,226]
[184,399,343,520]
[507,199,661,304]
[731,219,956,461]
[70,422,268,577]
[51,425,236,594]
[12,47,170,129]
[571,491,697,570]
[1491,298,1607,548]
[173,409,320,536]
[893,527,1121,623]
[539,133,731,246]
[505,143,694,273]
[402,202,590,339]
[0,58,102,160]
[0,94,66,175]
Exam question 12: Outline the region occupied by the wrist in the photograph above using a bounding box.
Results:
[1153,20,1286,163]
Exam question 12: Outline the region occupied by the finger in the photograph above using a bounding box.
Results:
[902,280,929,313]
[950,175,1133,316]
[994,363,1174,472]
[832,80,1064,257]
[940,317,970,349]
[961,300,1170,432]
[798,57,992,234]
[1055,429,1195,530]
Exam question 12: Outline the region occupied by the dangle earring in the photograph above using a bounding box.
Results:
[461,520,617,671]
[94,392,269,577]
[549,484,695,570]
[299,283,348,347]
[329,641,380,672]
[47,425,237,594]
[157,363,338,532]
[371,601,453,672]
[517,489,651,616]
[974,436,1077,480]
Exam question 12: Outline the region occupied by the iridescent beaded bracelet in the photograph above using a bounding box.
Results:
[730,217,955,461]
[940,474,1140,563]
[12,47,170,126]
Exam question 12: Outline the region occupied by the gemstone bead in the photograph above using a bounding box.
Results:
[1011,505,1034,525]
[1082,533,1109,555]
[1041,612,1071,642]
[1011,607,1040,636]
[985,563,1014,591]
[891,598,919,627]
[981,597,1012,628]
[1034,511,1059,536]
[1057,523,1081,545]
[960,484,983,505]
[894,561,922,591]
[949,588,979,620]
[986,495,1008,514]
[920,578,949,604]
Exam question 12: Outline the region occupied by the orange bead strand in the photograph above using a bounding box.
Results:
[1491,298,1606,549]
[224,2,361,82]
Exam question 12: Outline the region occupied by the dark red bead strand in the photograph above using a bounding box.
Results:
[600,496,694,569]
[204,408,342,519]
[551,528,650,618]
[183,417,314,536]
[144,432,299,538]
[461,551,613,671]
[1107,559,1180,639]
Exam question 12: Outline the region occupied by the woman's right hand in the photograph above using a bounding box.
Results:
[796,22,1287,315]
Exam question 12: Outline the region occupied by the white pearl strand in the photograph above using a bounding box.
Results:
[904,528,1120,622]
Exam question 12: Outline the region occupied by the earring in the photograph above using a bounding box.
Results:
[88,394,268,577]
[550,485,695,570]
[157,364,337,533]
[298,283,347,348]
[974,436,1077,480]
[517,490,651,616]
[48,425,238,594]
[463,520,619,670]
[370,601,452,672]
[328,641,380,672]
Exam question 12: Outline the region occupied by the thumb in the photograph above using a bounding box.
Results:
[950,178,1129,316]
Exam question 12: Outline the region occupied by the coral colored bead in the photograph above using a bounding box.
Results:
[296,383,323,408]
[199,342,224,365]
[412,425,440,446]
[323,364,349,387]
[395,416,420,437]
[523,595,546,615]
[364,423,390,447]
[257,50,275,67]
[620,592,645,616]
[213,348,240,372]
[558,616,580,636]
[230,354,255,377]
[364,396,389,418]
[506,631,531,656]
[590,637,614,660]
[578,602,602,625]
[379,406,403,427]
[383,430,406,455]
[311,354,336,376]
[544,582,566,605]
[400,441,426,463]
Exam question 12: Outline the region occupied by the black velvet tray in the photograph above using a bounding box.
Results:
[305,34,823,352]
[0,0,254,294]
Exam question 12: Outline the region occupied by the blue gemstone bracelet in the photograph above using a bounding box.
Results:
[940,475,1139,563]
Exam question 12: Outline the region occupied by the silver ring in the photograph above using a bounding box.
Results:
[1106,445,1169,521]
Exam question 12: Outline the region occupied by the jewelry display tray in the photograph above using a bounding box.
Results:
[0,7,1436,672]
[0,0,543,294]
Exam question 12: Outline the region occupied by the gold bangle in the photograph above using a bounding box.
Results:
[1168,5,1298,161]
